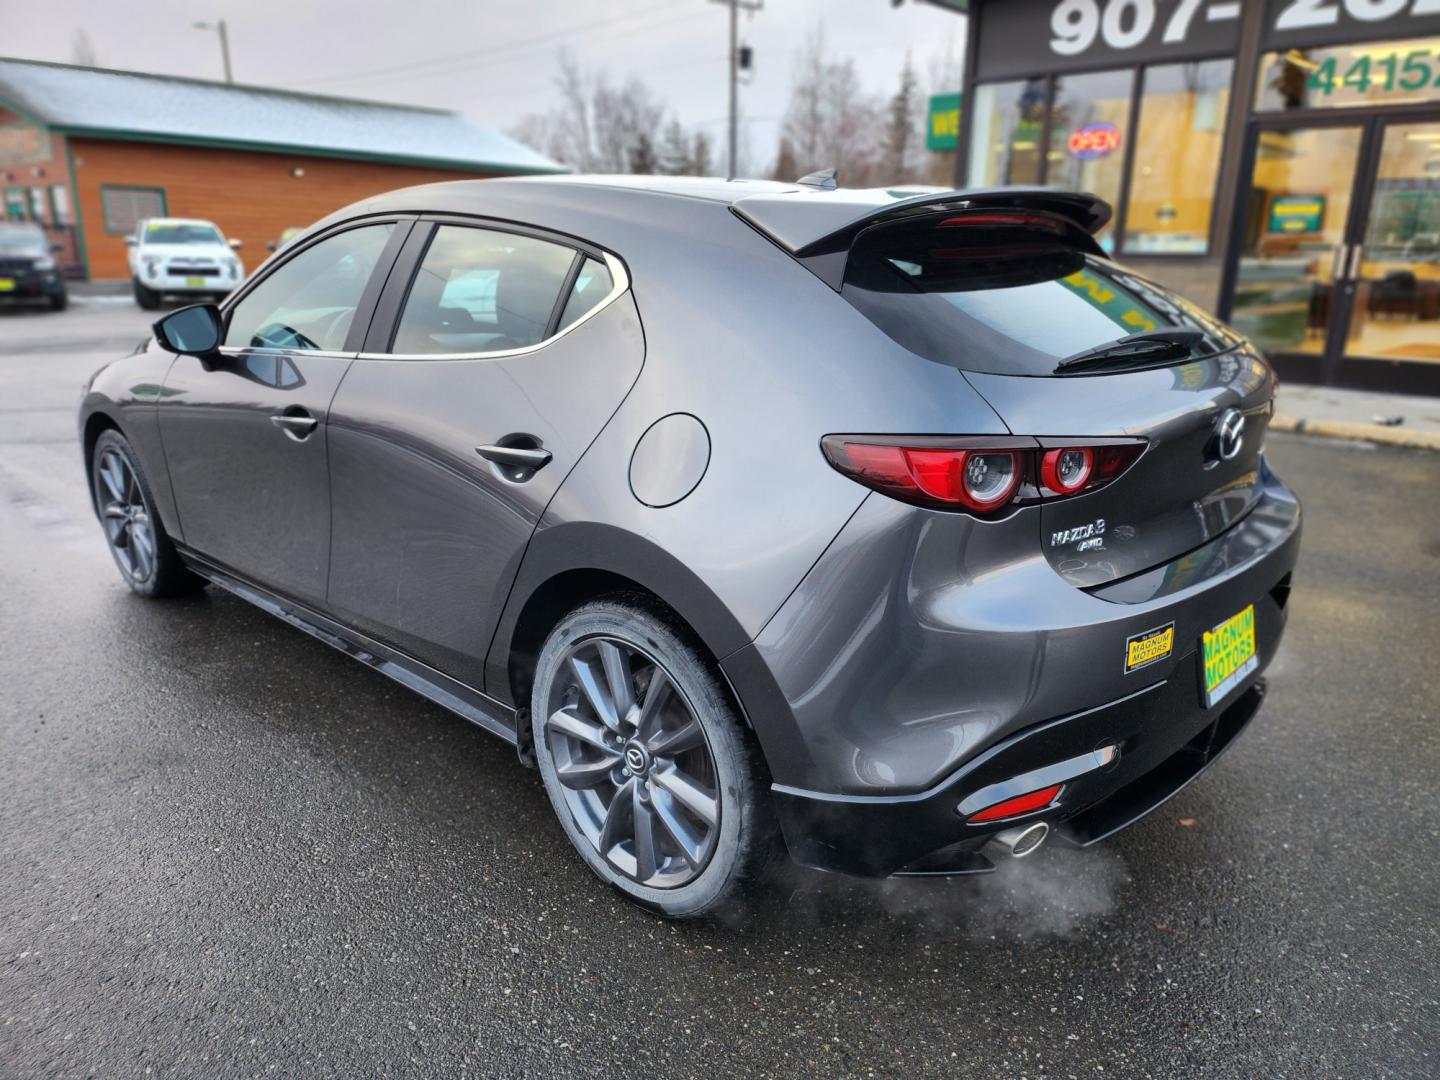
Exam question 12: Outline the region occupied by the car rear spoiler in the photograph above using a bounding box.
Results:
[732,186,1112,290]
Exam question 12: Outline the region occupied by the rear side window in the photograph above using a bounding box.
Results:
[556,257,614,332]
[391,226,579,355]
[841,217,1241,376]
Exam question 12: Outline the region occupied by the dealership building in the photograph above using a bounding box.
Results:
[0,58,562,284]
[946,0,1440,395]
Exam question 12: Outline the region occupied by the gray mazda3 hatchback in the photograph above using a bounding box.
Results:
[80,176,1300,918]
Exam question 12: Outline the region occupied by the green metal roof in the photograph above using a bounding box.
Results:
[0,57,565,175]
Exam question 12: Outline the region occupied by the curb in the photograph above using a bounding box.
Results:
[1271,414,1440,452]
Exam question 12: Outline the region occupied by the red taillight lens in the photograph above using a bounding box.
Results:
[1040,447,1093,494]
[822,437,1144,514]
[967,783,1063,824]
[822,439,1022,513]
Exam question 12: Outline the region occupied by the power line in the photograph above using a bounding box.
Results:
[288,2,697,90]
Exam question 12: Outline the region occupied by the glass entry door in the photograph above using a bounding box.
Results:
[1225,112,1440,391]
[1227,122,1366,376]
[1344,119,1440,375]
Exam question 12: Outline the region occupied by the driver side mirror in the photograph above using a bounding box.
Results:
[153,303,224,359]
[228,238,243,250]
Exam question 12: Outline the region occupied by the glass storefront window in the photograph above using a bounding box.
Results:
[1257,38,1440,112]
[1125,60,1233,255]
[966,78,1047,187]
[1046,69,1134,252]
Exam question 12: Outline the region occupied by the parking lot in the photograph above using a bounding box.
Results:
[1,296,1437,1078]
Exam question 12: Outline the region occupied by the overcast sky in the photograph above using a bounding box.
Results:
[8,0,968,173]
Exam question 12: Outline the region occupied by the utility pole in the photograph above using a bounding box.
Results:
[710,0,761,180]
[194,19,233,83]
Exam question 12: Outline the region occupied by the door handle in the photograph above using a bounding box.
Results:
[476,439,551,481]
[271,411,318,440]
[1331,243,1348,281]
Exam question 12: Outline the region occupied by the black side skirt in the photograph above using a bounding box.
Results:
[177,547,519,745]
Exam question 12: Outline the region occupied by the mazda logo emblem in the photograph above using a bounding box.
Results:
[1215,408,1245,462]
[625,746,647,772]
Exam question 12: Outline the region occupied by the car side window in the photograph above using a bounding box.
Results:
[224,223,394,352]
[390,225,578,355]
[556,257,614,332]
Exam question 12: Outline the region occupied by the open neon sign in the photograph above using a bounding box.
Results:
[1068,121,1122,159]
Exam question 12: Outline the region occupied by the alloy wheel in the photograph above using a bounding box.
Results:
[544,635,721,889]
[96,448,156,585]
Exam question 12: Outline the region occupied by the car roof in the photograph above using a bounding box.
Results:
[139,218,222,229]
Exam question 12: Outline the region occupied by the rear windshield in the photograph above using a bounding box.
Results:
[841,219,1242,376]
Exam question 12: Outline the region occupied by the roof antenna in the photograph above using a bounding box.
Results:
[795,168,838,191]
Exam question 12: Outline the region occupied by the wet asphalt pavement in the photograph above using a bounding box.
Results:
[1,299,1437,1079]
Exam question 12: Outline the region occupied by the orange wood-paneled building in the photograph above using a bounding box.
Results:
[0,57,564,281]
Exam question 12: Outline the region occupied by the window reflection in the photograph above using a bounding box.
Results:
[1126,60,1233,255]
[1047,69,1133,253]
[966,79,1047,187]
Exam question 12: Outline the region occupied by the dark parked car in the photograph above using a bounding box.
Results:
[78,177,1300,918]
[0,222,67,310]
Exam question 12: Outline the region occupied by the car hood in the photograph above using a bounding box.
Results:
[136,244,233,261]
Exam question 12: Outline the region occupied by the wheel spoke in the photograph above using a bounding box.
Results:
[570,653,620,731]
[102,503,128,520]
[130,525,155,579]
[555,752,622,790]
[651,765,718,827]
[546,708,614,754]
[98,456,125,502]
[599,777,637,861]
[633,787,660,884]
[647,717,703,758]
[598,640,635,718]
[651,787,706,868]
[635,670,675,743]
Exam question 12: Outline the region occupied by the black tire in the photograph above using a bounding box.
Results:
[48,291,68,312]
[531,599,774,919]
[132,278,160,310]
[91,429,202,598]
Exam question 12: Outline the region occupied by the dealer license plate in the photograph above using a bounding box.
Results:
[0,278,14,292]
[184,276,206,287]
[1202,603,1257,708]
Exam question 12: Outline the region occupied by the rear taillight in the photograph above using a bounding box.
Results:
[1040,447,1092,494]
[822,435,1145,515]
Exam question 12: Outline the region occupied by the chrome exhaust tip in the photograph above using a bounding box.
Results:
[986,821,1050,859]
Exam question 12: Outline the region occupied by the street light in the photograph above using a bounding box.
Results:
[193,19,233,84]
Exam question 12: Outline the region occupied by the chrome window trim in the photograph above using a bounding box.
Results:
[215,346,356,360]
[358,250,630,363]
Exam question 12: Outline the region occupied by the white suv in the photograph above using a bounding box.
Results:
[126,218,244,310]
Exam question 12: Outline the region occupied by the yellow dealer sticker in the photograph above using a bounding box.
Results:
[1124,622,1174,674]
[0,278,14,292]
[1203,604,1257,708]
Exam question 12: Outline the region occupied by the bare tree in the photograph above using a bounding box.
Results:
[510,52,710,177]
[658,120,691,176]
[70,28,100,68]
[884,55,920,184]
[778,29,884,185]
[689,131,714,177]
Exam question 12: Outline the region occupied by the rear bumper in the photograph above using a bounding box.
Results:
[0,271,65,301]
[772,676,1268,877]
[724,458,1300,877]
